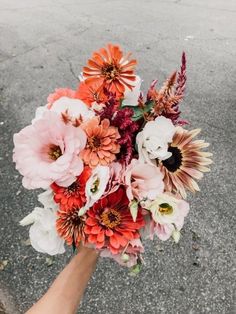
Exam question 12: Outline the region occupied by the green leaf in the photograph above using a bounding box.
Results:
[129,263,141,276]
[122,101,154,121]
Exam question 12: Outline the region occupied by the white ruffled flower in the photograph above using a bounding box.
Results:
[136,116,175,162]
[33,97,94,124]
[123,75,142,106]
[79,165,110,215]
[50,97,95,120]
[148,193,189,228]
[20,206,65,256]
[38,189,56,209]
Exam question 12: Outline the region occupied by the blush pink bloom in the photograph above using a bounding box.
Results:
[124,159,164,202]
[103,162,123,197]
[13,111,87,189]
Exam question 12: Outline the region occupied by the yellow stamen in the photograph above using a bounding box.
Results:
[101,209,121,228]
[48,145,62,160]
[159,203,173,215]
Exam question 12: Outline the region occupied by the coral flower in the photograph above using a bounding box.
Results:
[84,187,145,254]
[83,44,137,96]
[56,207,86,246]
[80,117,120,167]
[47,88,78,109]
[51,167,91,211]
[158,127,213,198]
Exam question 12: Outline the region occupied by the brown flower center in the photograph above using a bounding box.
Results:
[56,209,85,245]
[88,136,101,150]
[48,144,62,160]
[162,145,182,172]
[101,209,121,229]
[101,63,119,80]
[159,203,173,215]
[67,181,80,193]
[90,178,100,193]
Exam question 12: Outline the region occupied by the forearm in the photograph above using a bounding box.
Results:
[26,247,99,314]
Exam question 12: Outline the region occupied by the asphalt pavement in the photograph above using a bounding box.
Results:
[0,0,236,313]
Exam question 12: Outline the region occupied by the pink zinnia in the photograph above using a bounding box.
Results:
[13,111,87,189]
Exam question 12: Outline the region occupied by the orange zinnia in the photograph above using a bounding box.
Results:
[83,44,137,96]
[76,81,108,107]
[80,117,120,167]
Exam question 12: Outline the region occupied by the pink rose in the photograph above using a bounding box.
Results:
[13,111,87,189]
[124,159,164,202]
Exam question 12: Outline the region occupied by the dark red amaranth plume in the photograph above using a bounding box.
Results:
[98,88,140,164]
[112,107,140,164]
[176,52,187,97]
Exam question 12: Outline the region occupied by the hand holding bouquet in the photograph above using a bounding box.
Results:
[13,44,212,271]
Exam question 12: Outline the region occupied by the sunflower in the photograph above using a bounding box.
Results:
[51,167,91,211]
[83,44,137,96]
[158,127,212,198]
[83,187,145,254]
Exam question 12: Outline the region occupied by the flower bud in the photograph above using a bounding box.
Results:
[121,253,130,263]
[129,200,138,222]
[172,229,181,243]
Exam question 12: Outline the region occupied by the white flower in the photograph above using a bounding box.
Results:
[147,193,189,242]
[148,193,189,228]
[123,75,142,106]
[20,206,65,256]
[38,189,56,209]
[50,97,95,120]
[78,165,110,215]
[33,97,94,123]
[20,207,43,226]
[136,116,175,162]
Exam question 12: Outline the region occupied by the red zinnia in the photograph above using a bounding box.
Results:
[84,187,145,254]
[56,207,86,246]
[51,167,91,211]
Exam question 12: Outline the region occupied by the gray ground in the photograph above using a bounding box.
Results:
[0,0,236,313]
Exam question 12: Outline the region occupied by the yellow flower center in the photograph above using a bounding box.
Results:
[48,145,62,160]
[101,209,121,229]
[159,203,173,215]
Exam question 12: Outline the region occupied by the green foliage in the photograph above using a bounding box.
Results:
[122,101,154,121]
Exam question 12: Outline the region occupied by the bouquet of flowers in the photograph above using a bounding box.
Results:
[13,44,212,270]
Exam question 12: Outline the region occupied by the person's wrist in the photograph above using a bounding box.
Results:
[75,245,99,262]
